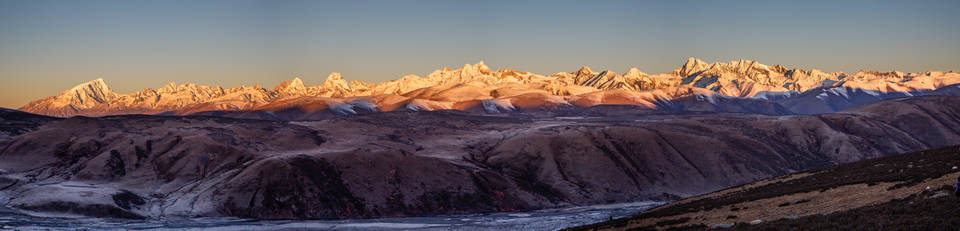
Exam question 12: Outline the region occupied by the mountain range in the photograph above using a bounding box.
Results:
[18,58,960,119]
[3,59,960,223]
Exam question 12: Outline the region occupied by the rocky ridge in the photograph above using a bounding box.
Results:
[19,78,120,117]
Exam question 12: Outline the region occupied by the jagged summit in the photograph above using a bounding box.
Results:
[69,78,110,93]
[573,66,594,78]
[324,73,340,82]
[476,61,493,75]
[73,78,117,102]
[18,78,120,117]
[475,61,491,72]
[854,70,905,78]
[65,78,114,99]
[312,72,353,98]
[419,62,496,84]
[160,82,179,93]
[321,73,350,89]
[348,79,369,92]
[674,57,709,77]
[273,77,309,97]
[623,68,648,78]
[280,77,306,88]
[459,63,478,77]
[279,77,306,89]
[457,61,494,78]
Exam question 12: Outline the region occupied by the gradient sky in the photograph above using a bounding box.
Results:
[2,0,959,108]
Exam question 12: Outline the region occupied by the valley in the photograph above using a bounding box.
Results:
[1,96,959,223]
[4,1,958,229]
[3,59,960,230]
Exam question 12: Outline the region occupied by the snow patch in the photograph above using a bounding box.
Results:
[481,100,515,114]
[751,91,799,101]
[348,101,378,112]
[404,104,423,111]
[861,89,882,97]
[695,94,717,105]
[330,103,357,115]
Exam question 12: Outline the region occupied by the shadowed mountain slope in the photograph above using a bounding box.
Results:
[0,96,959,220]
[565,144,960,231]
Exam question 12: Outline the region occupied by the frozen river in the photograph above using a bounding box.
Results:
[0,201,664,230]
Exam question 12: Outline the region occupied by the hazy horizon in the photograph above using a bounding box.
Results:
[2,0,959,108]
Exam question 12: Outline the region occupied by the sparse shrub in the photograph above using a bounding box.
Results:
[655,217,691,227]
[663,223,707,231]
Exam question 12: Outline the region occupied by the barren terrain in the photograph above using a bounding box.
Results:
[0,96,959,220]
[566,144,960,231]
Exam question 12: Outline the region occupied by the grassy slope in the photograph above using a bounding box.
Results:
[566,144,960,231]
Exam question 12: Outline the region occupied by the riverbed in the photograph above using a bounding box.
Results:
[1,201,664,230]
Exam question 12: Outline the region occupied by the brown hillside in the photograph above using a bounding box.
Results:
[566,145,960,231]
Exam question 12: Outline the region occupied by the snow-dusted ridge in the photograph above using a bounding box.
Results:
[18,59,960,118]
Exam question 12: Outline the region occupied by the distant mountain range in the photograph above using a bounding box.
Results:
[4,59,960,221]
[18,58,960,119]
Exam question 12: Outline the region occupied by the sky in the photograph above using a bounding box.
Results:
[1,0,959,108]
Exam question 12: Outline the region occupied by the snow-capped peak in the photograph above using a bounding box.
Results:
[321,72,351,91]
[276,77,307,91]
[474,61,492,74]
[458,63,479,78]
[160,82,179,93]
[623,68,648,78]
[674,57,709,77]
[288,77,305,87]
[62,78,117,102]
[17,78,120,117]
[573,66,594,78]
[272,77,309,97]
[68,78,109,93]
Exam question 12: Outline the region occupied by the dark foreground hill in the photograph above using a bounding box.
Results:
[565,144,960,231]
[0,96,958,220]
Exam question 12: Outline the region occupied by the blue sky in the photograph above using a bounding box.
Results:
[1,0,958,108]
